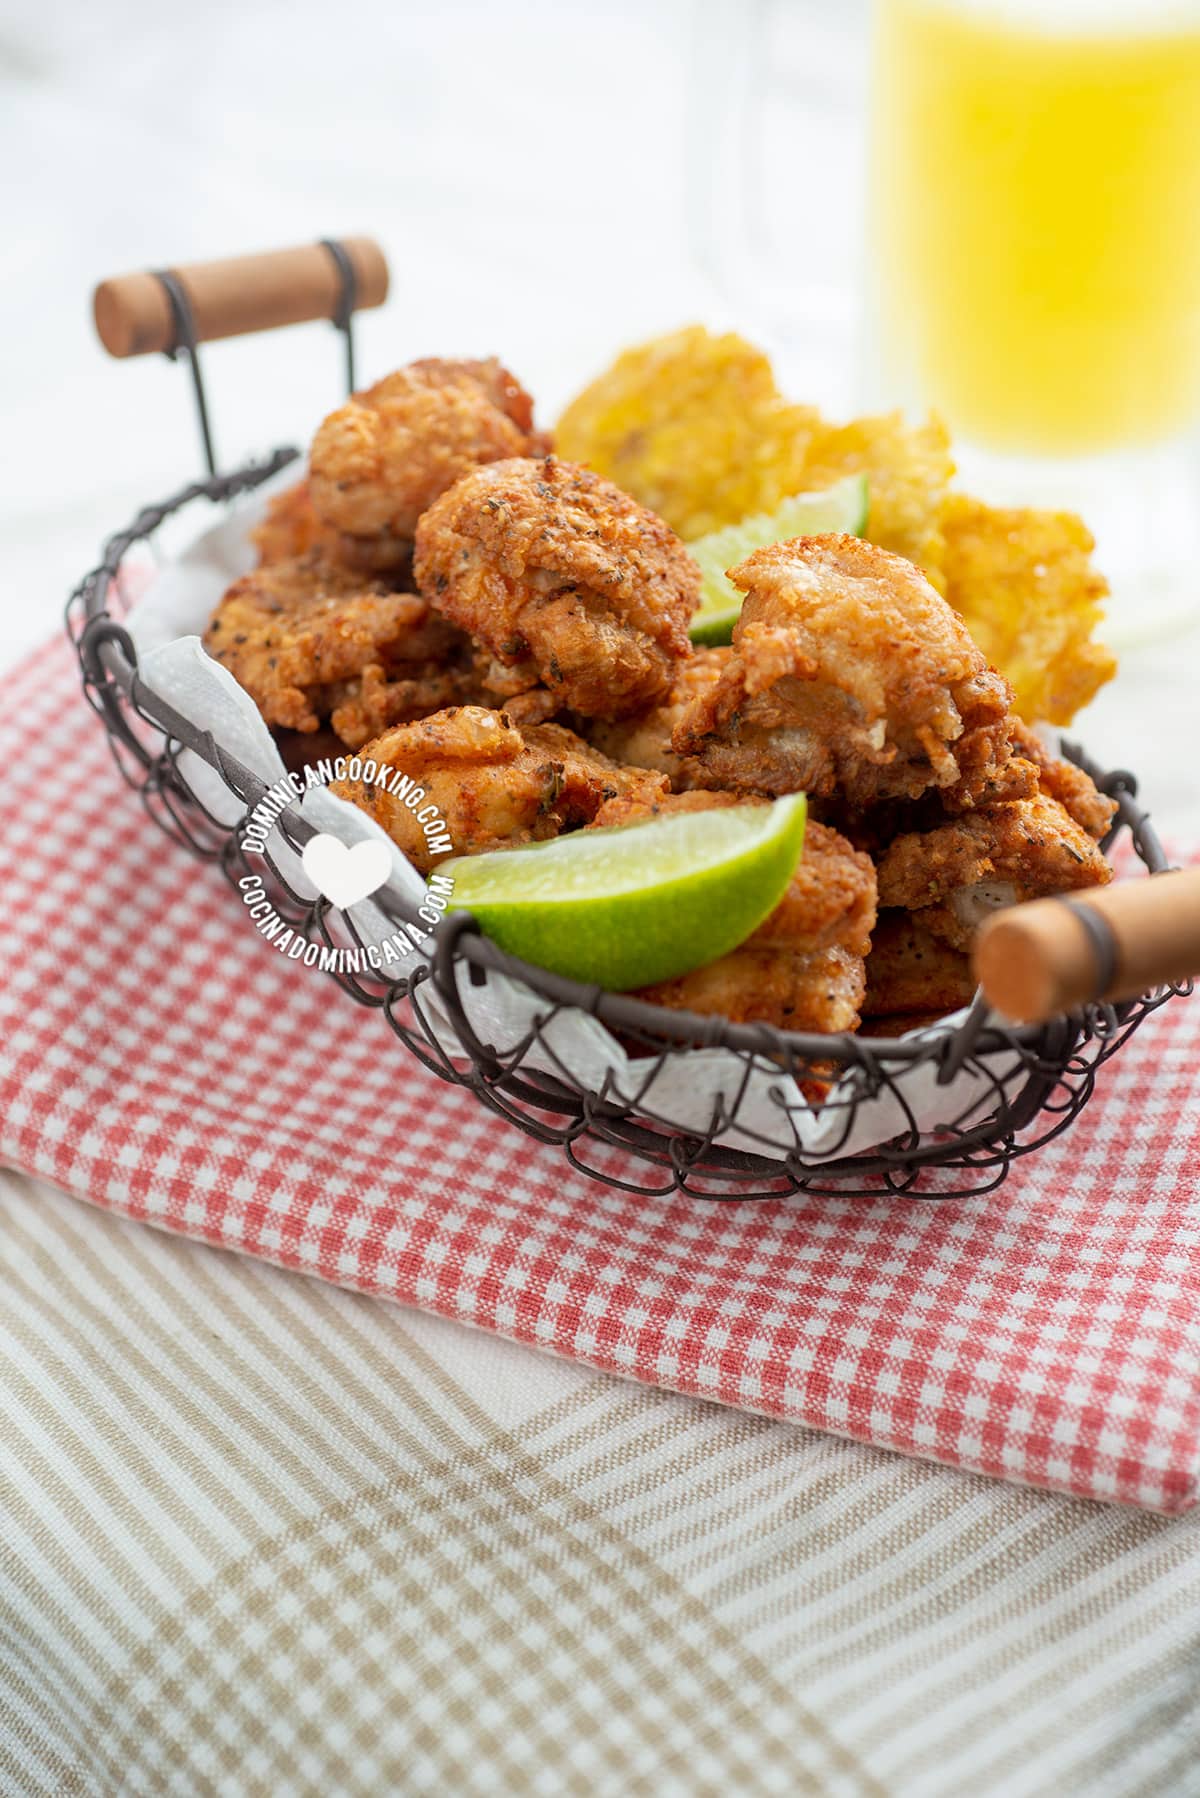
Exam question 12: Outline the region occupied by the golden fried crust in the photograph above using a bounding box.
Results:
[203,552,437,734]
[934,741,1042,814]
[330,706,666,873]
[864,913,977,1018]
[818,723,1114,849]
[672,534,1012,808]
[636,944,867,1037]
[1006,718,1117,840]
[875,792,1112,953]
[251,480,340,565]
[588,792,876,1032]
[589,788,741,829]
[759,819,877,958]
[414,457,698,719]
[320,663,483,751]
[251,479,422,584]
[520,722,668,820]
[584,647,730,786]
[309,358,548,566]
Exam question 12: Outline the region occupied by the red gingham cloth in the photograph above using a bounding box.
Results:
[4,634,1200,1511]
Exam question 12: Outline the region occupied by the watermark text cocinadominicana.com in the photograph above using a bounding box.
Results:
[236,757,454,974]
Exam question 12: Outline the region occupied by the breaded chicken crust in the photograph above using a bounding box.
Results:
[318,660,482,751]
[864,913,978,1019]
[1005,718,1116,840]
[672,535,1012,809]
[309,358,549,570]
[638,943,868,1037]
[875,792,1112,953]
[589,792,877,1033]
[583,647,730,787]
[825,718,1116,849]
[250,480,342,566]
[251,476,423,584]
[203,552,442,734]
[331,705,667,873]
[414,457,698,719]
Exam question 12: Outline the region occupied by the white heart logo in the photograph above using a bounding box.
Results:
[301,834,392,909]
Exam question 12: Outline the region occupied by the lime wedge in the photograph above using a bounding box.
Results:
[444,794,807,990]
[687,474,869,645]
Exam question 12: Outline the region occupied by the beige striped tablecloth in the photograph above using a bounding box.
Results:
[1,1172,1197,1797]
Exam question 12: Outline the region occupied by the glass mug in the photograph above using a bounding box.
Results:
[690,0,1200,641]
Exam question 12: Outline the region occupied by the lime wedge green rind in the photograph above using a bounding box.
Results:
[687,474,869,645]
[443,794,807,991]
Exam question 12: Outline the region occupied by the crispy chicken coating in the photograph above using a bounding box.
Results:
[331,706,667,873]
[317,660,481,751]
[825,715,1117,851]
[863,913,977,1019]
[250,479,342,566]
[583,647,730,788]
[309,358,549,572]
[250,478,421,583]
[1005,718,1116,840]
[875,792,1112,953]
[672,535,1012,809]
[202,552,448,734]
[589,792,877,1033]
[414,457,698,719]
[639,943,868,1037]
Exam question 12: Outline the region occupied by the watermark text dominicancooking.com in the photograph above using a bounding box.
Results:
[235,754,455,975]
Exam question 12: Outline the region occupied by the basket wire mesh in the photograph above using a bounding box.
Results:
[67,455,1188,1200]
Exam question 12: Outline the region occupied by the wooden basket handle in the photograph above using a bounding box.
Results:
[972,866,1200,1023]
[93,237,389,359]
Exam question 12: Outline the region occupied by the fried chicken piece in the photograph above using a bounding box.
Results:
[1006,718,1116,840]
[331,706,667,873]
[320,660,482,750]
[250,478,420,583]
[309,358,549,573]
[583,647,730,788]
[639,943,868,1037]
[414,457,698,719]
[931,728,1041,814]
[863,913,977,1019]
[250,480,339,565]
[875,792,1112,954]
[203,552,445,734]
[823,713,1117,857]
[588,792,877,1033]
[672,535,1012,809]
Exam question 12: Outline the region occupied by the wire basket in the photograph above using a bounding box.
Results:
[67,457,1189,1200]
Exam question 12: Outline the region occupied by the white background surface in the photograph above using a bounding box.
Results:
[1,0,1197,837]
